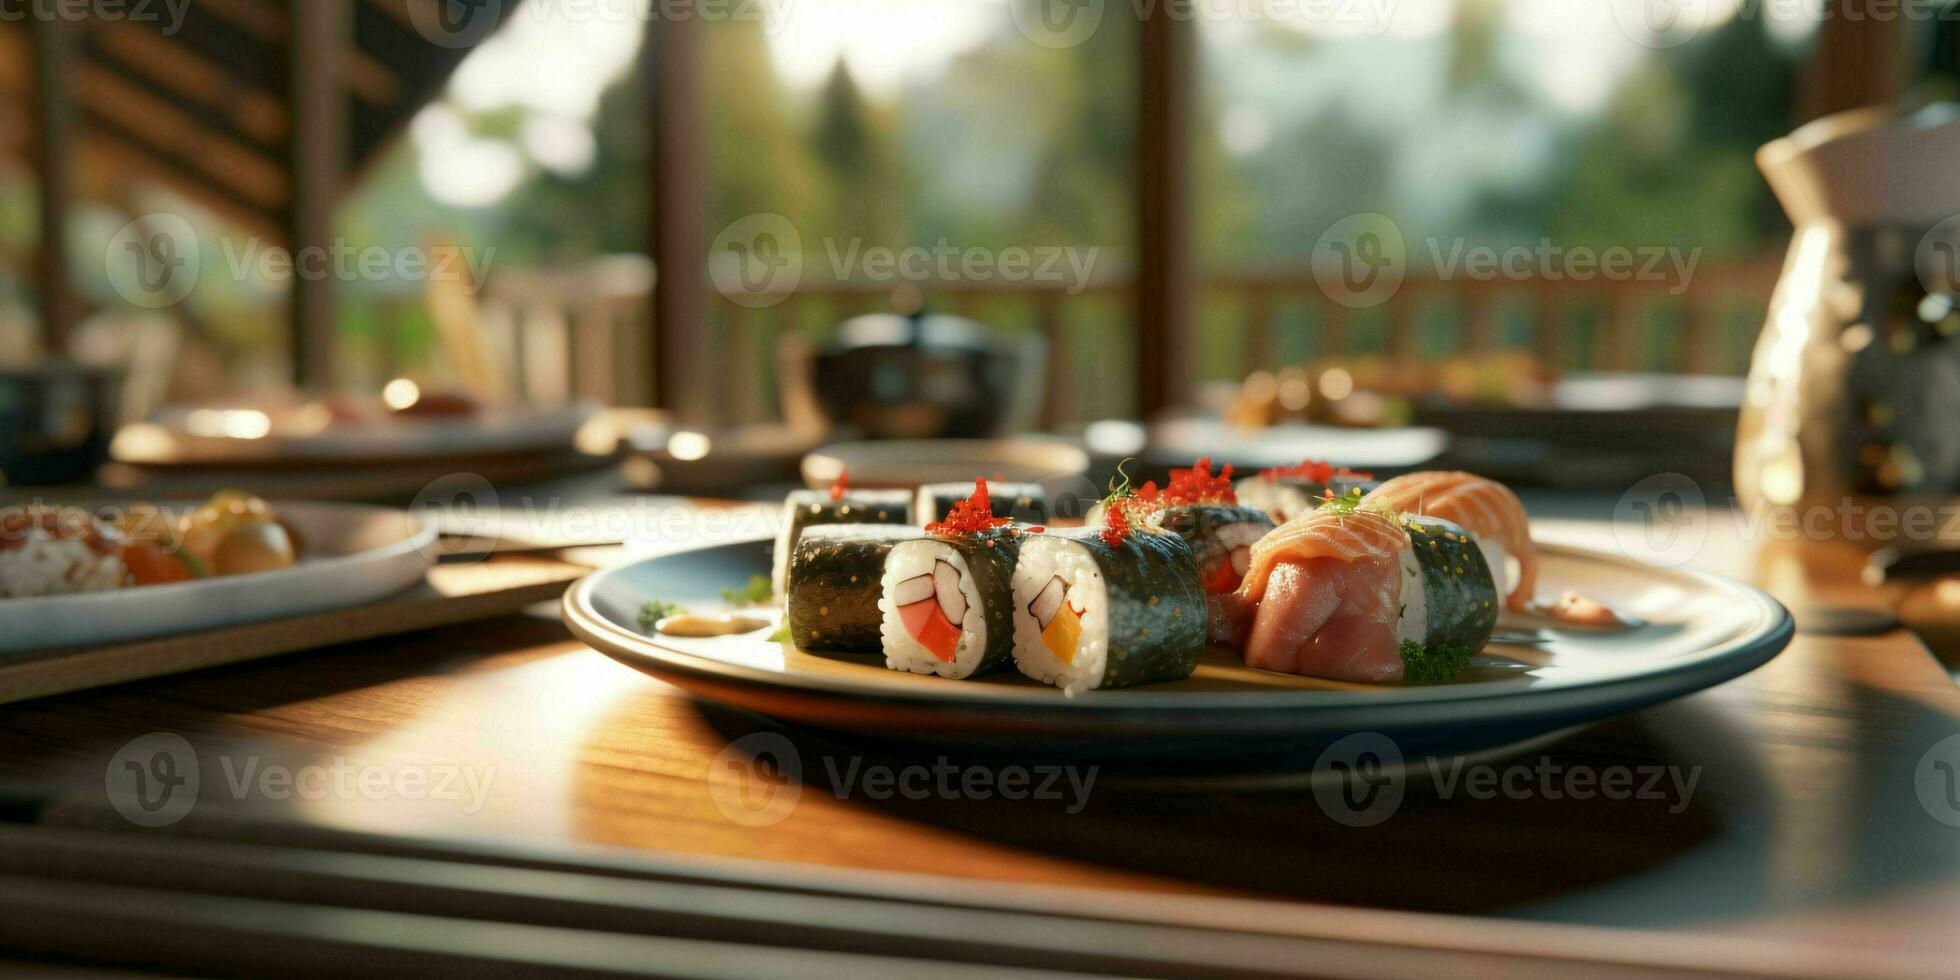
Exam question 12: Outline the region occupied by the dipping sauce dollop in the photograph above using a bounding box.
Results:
[654,613,771,638]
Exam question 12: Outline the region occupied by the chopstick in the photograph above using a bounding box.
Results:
[0,826,1300,978]
[0,872,1054,980]
[1,802,1909,980]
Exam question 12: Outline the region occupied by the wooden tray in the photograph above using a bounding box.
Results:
[0,557,588,705]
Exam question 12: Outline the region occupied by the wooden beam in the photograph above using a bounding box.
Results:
[1802,6,1904,119]
[289,0,349,389]
[1136,5,1194,419]
[31,14,82,355]
[644,7,708,418]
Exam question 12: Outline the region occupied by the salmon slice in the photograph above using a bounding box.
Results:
[1364,471,1536,611]
[1211,508,1410,656]
[1243,557,1405,682]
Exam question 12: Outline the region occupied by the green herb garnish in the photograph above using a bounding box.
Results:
[638,599,687,634]
[1316,486,1368,514]
[721,574,773,607]
[766,623,792,643]
[1400,639,1471,685]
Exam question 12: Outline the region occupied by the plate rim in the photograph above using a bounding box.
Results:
[0,501,436,612]
[563,536,1794,713]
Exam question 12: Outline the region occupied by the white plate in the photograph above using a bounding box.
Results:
[565,536,1792,772]
[116,404,598,464]
[0,503,436,653]
[802,439,1090,490]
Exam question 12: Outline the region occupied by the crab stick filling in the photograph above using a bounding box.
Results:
[894,560,966,663]
[1203,545,1254,595]
[1028,576,1085,665]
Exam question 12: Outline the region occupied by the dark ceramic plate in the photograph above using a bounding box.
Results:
[564,538,1791,772]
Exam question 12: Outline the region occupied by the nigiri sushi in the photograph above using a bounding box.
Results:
[1362,471,1536,612]
[1216,506,1497,684]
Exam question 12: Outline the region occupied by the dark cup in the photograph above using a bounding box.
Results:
[0,362,123,486]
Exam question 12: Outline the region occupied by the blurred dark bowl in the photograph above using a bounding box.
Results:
[0,362,122,487]
[811,312,1041,440]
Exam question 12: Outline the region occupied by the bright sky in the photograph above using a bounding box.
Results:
[416,0,1802,207]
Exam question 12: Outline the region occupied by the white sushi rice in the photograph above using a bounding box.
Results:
[1479,539,1514,603]
[1392,542,1427,650]
[1010,534,1110,697]
[1212,520,1270,578]
[0,534,129,598]
[879,539,989,679]
[1234,480,1312,524]
[770,492,824,603]
[769,490,907,603]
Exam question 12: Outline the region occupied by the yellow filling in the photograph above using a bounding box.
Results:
[1041,602,1083,666]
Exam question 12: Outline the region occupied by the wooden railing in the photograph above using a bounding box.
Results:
[446,252,1787,427]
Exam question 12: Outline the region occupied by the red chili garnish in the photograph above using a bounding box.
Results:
[1162,457,1237,506]
[1027,525,1047,534]
[926,478,1011,536]
[828,468,850,502]
[1258,459,1375,484]
[1100,499,1132,548]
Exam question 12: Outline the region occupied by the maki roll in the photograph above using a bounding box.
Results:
[878,481,1024,679]
[1235,460,1379,524]
[1362,471,1535,612]
[1084,458,1273,596]
[770,476,912,600]
[1010,522,1207,696]
[1153,505,1273,596]
[785,525,923,652]
[1216,506,1497,684]
[914,482,1048,526]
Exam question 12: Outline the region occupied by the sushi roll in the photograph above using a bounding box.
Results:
[878,481,1023,679]
[1361,471,1535,612]
[1235,461,1379,524]
[914,482,1048,526]
[1010,525,1206,696]
[770,481,912,600]
[1151,505,1274,596]
[1084,458,1272,596]
[785,525,923,652]
[1218,506,1497,684]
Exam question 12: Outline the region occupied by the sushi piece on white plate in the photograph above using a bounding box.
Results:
[769,473,911,601]
[1234,460,1379,524]
[1213,504,1499,684]
[1083,458,1274,596]
[1362,471,1536,612]
[1010,503,1206,696]
[879,481,1023,679]
[914,481,1047,526]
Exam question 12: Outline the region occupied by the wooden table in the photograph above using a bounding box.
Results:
[1,493,1958,976]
